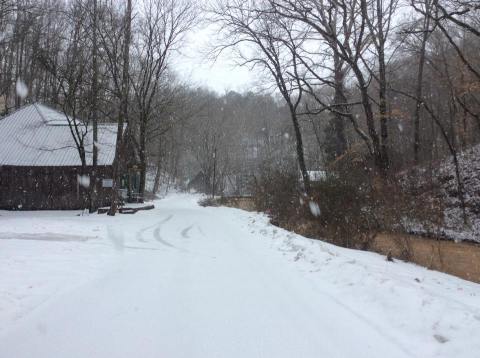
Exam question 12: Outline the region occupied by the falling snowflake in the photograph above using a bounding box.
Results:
[16,79,28,99]
[308,201,321,217]
[77,175,90,188]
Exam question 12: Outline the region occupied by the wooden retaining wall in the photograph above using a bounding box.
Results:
[220,197,257,212]
[371,233,480,283]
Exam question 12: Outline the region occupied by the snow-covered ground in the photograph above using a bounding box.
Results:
[0,194,479,358]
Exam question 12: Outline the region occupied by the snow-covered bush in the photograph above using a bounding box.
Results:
[252,168,303,227]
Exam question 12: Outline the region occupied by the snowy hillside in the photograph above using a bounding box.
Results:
[1,194,479,358]
[440,144,480,242]
[403,144,480,243]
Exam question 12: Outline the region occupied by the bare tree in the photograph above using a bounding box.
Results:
[212,0,312,193]
[408,0,433,163]
[269,0,391,173]
[131,0,197,200]
[108,0,132,216]
[88,0,100,212]
[37,0,91,169]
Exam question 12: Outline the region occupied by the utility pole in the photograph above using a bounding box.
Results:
[212,147,217,198]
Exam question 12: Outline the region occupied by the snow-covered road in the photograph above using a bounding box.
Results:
[1,194,479,358]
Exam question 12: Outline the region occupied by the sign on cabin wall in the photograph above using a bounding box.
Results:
[102,179,113,188]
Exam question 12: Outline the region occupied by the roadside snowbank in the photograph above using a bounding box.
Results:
[227,207,480,358]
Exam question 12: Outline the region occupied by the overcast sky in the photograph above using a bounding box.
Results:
[175,23,259,94]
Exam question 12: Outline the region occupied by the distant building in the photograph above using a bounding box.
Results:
[307,170,327,182]
[0,103,136,210]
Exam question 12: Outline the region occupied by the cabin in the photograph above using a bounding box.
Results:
[0,103,138,210]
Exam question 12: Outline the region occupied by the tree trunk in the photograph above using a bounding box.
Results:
[413,0,431,164]
[138,115,147,202]
[153,163,162,195]
[290,108,310,194]
[332,52,348,159]
[152,139,163,194]
[109,0,132,216]
[376,0,390,173]
[89,0,99,213]
[353,65,384,171]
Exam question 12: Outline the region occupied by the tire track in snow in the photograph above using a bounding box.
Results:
[135,222,159,243]
[181,225,194,239]
[160,214,173,225]
[153,230,176,249]
[108,226,162,252]
[153,215,173,247]
[153,215,187,252]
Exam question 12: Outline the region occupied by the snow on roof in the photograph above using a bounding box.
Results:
[306,170,326,181]
[0,103,117,166]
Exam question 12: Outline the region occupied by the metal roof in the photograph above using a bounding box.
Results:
[0,103,117,166]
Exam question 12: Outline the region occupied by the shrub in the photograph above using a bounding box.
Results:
[253,168,303,226]
[252,148,445,250]
[310,155,445,248]
[198,197,219,207]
